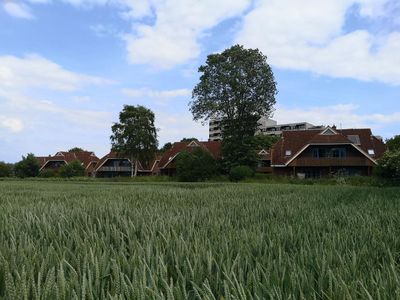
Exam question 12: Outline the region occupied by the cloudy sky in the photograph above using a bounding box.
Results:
[1,0,399,162]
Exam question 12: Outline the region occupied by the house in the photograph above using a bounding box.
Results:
[158,140,221,175]
[270,126,387,177]
[94,151,160,177]
[256,149,272,173]
[37,151,99,176]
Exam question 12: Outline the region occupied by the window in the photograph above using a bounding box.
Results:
[347,135,361,145]
[285,150,292,156]
[331,148,346,158]
[368,149,375,156]
[313,148,328,158]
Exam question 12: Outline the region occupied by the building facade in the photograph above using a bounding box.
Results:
[209,116,322,141]
[270,127,387,178]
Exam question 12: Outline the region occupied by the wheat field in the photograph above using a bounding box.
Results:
[0,180,399,299]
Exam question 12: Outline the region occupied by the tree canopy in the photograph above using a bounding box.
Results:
[176,148,217,182]
[252,134,280,150]
[110,105,158,177]
[386,135,400,152]
[14,153,40,178]
[0,162,13,177]
[68,147,85,153]
[190,45,277,170]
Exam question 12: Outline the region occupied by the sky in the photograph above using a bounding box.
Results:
[0,0,399,162]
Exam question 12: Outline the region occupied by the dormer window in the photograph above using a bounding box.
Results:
[188,140,199,147]
[285,150,292,156]
[368,149,375,156]
[320,127,337,135]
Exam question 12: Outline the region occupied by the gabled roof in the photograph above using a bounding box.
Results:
[271,127,387,166]
[257,149,271,160]
[159,141,221,169]
[95,152,160,173]
[38,151,99,170]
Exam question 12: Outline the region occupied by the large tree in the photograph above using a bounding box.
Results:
[190,44,277,169]
[386,135,400,152]
[14,153,40,178]
[110,105,158,177]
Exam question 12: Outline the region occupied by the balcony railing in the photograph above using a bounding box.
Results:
[98,166,132,172]
[291,157,372,167]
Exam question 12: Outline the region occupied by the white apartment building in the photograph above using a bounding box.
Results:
[209,116,323,141]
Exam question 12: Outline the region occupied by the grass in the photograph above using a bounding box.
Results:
[0,180,400,299]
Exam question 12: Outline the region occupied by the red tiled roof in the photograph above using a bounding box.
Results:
[271,127,387,166]
[38,151,99,170]
[159,141,222,168]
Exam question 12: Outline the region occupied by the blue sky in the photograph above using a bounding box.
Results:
[0,0,399,162]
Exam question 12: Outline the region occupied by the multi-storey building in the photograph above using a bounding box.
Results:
[208,116,323,141]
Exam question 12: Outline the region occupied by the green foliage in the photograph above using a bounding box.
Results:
[229,165,254,182]
[14,153,40,178]
[0,162,12,177]
[68,147,85,153]
[375,150,400,180]
[221,136,258,172]
[180,137,198,142]
[1,181,400,298]
[59,160,85,178]
[252,134,280,149]
[39,168,59,178]
[190,45,277,169]
[159,142,172,153]
[176,149,217,182]
[111,105,158,177]
[385,135,400,152]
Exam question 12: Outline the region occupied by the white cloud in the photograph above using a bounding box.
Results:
[0,54,114,135]
[122,87,191,98]
[236,0,400,85]
[155,111,208,145]
[0,54,113,91]
[274,103,400,135]
[0,116,24,133]
[123,0,251,68]
[3,2,34,19]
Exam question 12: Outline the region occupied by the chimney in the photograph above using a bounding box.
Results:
[332,124,337,130]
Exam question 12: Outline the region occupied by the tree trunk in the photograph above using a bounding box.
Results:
[130,156,134,178]
[134,160,138,177]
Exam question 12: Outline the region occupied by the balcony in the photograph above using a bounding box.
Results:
[97,166,132,172]
[291,157,372,167]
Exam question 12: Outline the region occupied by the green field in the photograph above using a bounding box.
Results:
[0,181,400,299]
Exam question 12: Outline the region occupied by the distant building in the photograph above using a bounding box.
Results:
[270,126,387,177]
[94,152,160,177]
[208,116,323,141]
[36,151,99,176]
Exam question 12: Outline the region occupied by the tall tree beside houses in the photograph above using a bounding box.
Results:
[190,44,277,170]
[110,105,158,177]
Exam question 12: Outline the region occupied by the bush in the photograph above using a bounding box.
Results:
[14,153,40,178]
[176,149,217,182]
[375,151,400,180]
[229,165,254,182]
[59,160,85,178]
[39,169,58,178]
[0,162,13,177]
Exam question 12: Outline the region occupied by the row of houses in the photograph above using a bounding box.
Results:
[36,126,387,178]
